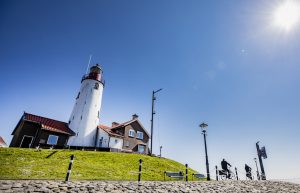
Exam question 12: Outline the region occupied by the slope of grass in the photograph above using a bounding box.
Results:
[0,148,202,181]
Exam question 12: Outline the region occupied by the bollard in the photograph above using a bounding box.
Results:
[185,164,188,182]
[235,167,239,180]
[138,159,143,182]
[215,166,218,181]
[65,155,75,181]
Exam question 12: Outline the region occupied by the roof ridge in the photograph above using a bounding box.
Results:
[24,112,68,124]
[23,112,75,136]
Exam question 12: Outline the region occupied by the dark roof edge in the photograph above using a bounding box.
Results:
[11,112,26,135]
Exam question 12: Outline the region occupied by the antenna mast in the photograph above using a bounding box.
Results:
[86,55,92,74]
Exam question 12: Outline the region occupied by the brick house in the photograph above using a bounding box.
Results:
[98,114,150,154]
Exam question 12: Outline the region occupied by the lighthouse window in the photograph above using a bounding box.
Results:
[94,83,99,90]
[115,139,118,143]
[76,92,80,99]
[97,111,100,118]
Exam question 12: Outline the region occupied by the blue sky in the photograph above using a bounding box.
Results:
[1,0,300,180]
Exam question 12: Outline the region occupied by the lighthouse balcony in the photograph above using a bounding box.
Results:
[81,74,105,85]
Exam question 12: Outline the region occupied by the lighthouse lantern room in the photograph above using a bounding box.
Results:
[67,64,104,148]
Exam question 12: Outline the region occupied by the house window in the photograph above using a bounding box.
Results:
[99,137,103,147]
[137,131,143,139]
[129,129,135,137]
[115,139,118,143]
[47,135,58,145]
[125,141,130,147]
[138,145,145,153]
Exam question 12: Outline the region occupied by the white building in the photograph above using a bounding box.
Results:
[65,64,149,154]
[67,64,104,147]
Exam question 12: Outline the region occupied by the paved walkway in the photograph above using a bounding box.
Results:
[1,180,300,193]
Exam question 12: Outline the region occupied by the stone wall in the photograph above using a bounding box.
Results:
[0,180,299,193]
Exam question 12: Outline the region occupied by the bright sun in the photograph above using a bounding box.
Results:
[273,0,300,31]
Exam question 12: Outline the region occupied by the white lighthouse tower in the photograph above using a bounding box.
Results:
[67,64,104,148]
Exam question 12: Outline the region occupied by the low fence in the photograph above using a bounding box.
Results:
[64,154,198,182]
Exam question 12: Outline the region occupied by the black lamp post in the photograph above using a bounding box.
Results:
[256,142,266,180]
[159,146,162,158]
[200,122,210,181]
[150,88,162,155]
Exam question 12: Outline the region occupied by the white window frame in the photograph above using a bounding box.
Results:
[137,131,143,139]
[47,135,58,145]
[129,129,135,137]
[138,145,145,153]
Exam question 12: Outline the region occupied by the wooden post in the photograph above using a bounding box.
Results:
[215,166,218,181]
[235,167,239,180]
[65,155,75,181]
[138,159,143,182]
[185,164,188,182]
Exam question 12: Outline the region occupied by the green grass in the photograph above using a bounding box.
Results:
[0,148,203,181]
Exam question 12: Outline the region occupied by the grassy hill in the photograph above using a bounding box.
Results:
[0,148,201,181]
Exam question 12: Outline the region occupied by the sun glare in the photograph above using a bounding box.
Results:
[273,0,300,31]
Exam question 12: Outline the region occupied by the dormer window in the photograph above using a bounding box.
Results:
[137,131,143,139]
[129,129,135,137]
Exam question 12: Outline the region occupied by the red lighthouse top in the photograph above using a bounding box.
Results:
[81,64,105,85]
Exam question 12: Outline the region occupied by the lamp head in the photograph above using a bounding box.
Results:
[199,122,208,132]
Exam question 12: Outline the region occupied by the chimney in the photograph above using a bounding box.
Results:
[112,122,119,127]
[132,114,138,120]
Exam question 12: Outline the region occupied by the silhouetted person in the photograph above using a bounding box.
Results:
[245,164,252,180]
[221,159,232,178]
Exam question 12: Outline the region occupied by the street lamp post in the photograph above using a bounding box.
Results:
[200,122,210,181]
[159,146,162,158]
[256,142,266,180]
[150,88,162,155]
[254,158,260,180]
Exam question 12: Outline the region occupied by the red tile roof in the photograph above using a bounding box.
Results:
[98,125,124,138]
[111,119,150,137]
[98,118,150,138]
[24,112,75,136]
[0,136,7,147]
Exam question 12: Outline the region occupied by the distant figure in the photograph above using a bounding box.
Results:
[245,164,252,180]
[221,159,232,178]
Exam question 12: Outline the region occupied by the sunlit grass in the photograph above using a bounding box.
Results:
[0,148,202,181]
